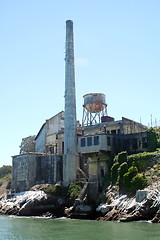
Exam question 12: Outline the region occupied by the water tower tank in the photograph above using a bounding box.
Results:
[83,93,107,113]
[82,93,107,126]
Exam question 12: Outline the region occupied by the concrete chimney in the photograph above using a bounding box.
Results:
[63,20,77,185]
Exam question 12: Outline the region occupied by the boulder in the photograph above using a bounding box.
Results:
[75,204,93,213]
[151,209,160,223]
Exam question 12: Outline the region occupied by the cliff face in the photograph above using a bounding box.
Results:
[96,181,160,223]
[0,185,67,217]
[0,180,8,199]
[96,152,160,222]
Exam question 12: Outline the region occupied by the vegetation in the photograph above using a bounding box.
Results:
[44,184,68,197]
[0,165,12,179]
[0,165,12,190]
[109,151,155,193]
[111,162,119,183]
[147,128,159,152]
[127,152,154,172]
[118,162,128,184]
[123,166,138,190]
[44,181,83,204]
[19,135,35,154]
[104,127,160,192]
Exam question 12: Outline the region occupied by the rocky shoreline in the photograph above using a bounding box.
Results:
[0,183,160,223]
[96,184,160,223]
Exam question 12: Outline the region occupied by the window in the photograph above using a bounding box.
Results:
[81,138,86,147]
[50,146,54,154]
[132,138,138,150]
[87,137,92,146]
[107,136,111,146]
[111,130,116,135]
[101,168,104,177]
[94,136,99,145]
[62,142,64,153]
[142,137,147,148]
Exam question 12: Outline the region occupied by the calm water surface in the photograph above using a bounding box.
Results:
[0,215,160,240]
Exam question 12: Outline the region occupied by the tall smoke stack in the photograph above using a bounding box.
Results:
[63,20,77,185]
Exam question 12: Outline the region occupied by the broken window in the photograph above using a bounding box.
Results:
[94,136,99,145]
[142,137,147,148]
[50,146,54,154]
[107,136,111,146]
[62,142,64,153]
[111,130,116,135]
[132,138,138,150]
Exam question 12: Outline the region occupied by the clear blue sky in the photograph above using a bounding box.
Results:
[0,0,160,167]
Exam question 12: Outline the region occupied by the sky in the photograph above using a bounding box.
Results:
[0,0,160,167]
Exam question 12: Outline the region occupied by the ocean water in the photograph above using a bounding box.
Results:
[0,215,160,240]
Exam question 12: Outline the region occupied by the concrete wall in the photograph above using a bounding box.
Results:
[35,111,64,154]
[121,117,147,134]
[46,111,64,135]
[121,131,147,153]
[86,153,109,188]
[36,155,63,184]
[78,134,112,154]
[12,153,63,192]
[35,124,46,153]
[12,154,38,192]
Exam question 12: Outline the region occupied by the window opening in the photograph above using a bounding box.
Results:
[94,136,99,145]
[87,137,92,146]
[81,138,86,147]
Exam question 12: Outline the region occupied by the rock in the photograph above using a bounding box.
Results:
[136,190,148,202]
[96,203,113,214]
[64,206,74,216]
[151,209,160,223]
[0,190,49,216]
[97,186,160,222]
[75,204,93,213]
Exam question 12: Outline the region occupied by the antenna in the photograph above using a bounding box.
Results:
[151,114,152,127]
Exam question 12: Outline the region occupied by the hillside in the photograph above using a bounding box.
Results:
[0,166,12,199]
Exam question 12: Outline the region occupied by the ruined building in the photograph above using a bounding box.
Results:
[12,20,148,193]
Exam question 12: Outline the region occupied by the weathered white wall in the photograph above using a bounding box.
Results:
[46,111,64,135]
[78,134,111,154]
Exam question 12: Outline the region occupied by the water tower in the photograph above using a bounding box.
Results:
[82,93,107,126]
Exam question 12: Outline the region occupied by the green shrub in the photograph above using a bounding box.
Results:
[44,184,68,197]
[113,155,118,163]
[118,162,128,183]
[131,173,148,192]
[117,151,127,165]
[68,181,83,202]
[44,182,83,203]
[127,152,153,172]
[123,166,138,190]
[147,128,158,152]
[111,162,119,183]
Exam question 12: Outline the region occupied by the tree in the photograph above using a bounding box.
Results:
[147,128,158,152]
[0,165,12,179]
[19,135,35,154]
